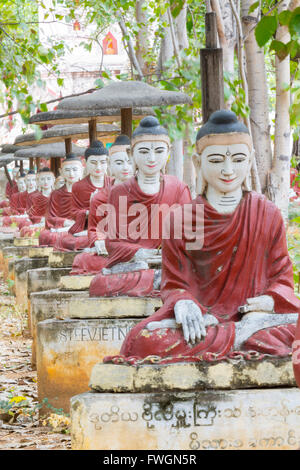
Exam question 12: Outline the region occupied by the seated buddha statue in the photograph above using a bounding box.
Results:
[1,170,38,229]
[71,134,132,275]
[39,153,83,247]
[53,141,112,252]
[0,166,19,209]
[89,116,191,297]
[1,171,27,217]
[19,167,55,237]
[119,110,300,360]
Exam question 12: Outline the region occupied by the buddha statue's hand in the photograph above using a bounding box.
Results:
[63,219,74,228]
[174,299,207,345]
[94,239,107,255]
[238,295,274,314]
[133,248,160,261]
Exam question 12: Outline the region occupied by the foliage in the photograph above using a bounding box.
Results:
[0,0,66,122]
[287,224,300,297]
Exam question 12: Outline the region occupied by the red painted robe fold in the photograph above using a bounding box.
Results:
[1,191,33,227]
[16,190,39,230]
[71,182,113,274]
[54,175,112,252]
[27,191,49,224]
[89,175,191,296]
[121,192,300,359]
[39,186,72,247]
[0,180,18,208]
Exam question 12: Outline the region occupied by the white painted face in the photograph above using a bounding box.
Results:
[39,172,55,192]
[61,161,83,186]
[110,152,133,182]
[86,154,108,178]
[133,141,169,176]
[17,177,26,193]
[12,168,20,180]
[25,174,37,193]
[200,144,251,194]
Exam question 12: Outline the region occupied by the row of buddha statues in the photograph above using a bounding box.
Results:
[0,111,299,365]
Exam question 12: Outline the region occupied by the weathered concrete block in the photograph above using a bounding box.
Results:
[36,318,139,414]
[14,237,39,247]
[70,388,300,450]
[0,236,15,270]
[30,290,160,367]
[27,267,72,297]
[90,358,296,393]
[60,275,94,290]
[28,246,53,258]
[14,257,49,312]
[48,251,78,268]
[2,246,31,281]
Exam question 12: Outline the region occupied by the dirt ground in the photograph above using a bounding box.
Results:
[0,277,71,450]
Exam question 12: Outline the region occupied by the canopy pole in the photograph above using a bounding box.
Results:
[4,165,12,186]
[88,119,97,145]
[36,157,41,171]
[29,157,34,170]
[65,137,72,155]
[121,108,133,139]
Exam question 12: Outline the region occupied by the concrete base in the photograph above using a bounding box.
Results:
[48,251,78,268]
[28,246,53,258]
[36,318,140,414]
[60,275,94,291]
[0,236,15,270]
[30,290,161,367]
[14,257,49,313]
[14,237,39,247]
[70,387,300,450]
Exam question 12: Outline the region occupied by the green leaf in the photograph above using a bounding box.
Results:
[289,7,300,35]
[248,1,259,14]
[57,77,64,86]
[255,15,278,47]
[278,10,292,26]
[270,40,289,61]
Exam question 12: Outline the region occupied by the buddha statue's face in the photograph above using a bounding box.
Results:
[86,154,108,178]
[39,172,55,193]
[133,140,169,176]
[61,161,83,185]
[25,174,37,193]
[199,143,251,194]
[17,177,26,193]
[110,152,133,182]
[12,168,20,180]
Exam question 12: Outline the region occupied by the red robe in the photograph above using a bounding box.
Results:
[16,190,39,230]
[54,175,112,252]
[89,175,191,296]
[0,180,18,208]
[0,181,18,209]
[120,192,300,359]
[39,185,72,246]
[1,191,31,226]
[71,182,113,274]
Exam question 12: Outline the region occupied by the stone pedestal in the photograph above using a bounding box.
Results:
[30,290,161,367]
[60,275,94,291]
[48,251,78,268]
[0,236,15,270]
[14,257,49,314]
[36,318,140,414]
[14,237,39,247]
[70,359,300,450]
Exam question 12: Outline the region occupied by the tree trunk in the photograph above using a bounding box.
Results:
[211,0,237,75]
[241,0,273,194]
[135,0,149,75]
[268,0,291,219]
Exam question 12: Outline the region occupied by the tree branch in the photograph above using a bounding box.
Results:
[117,14,144,80]
[167,7,181,69]
[210,0,228,49]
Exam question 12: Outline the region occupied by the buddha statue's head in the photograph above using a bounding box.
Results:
[131,116,170,176]
[61,153,83,187]
[25,170,37,193]
[193,110,253,195]
[109,134,133,183]
[17,172,26,193]
[85,141,108,179]
[38,167,55,196]
[12,166,20,181]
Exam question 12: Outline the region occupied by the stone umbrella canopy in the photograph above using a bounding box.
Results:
[14,142,84,177]
[14,124,120,175]
[1,144,30,184]
[0,153,16,187]
[56,81,192,138]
